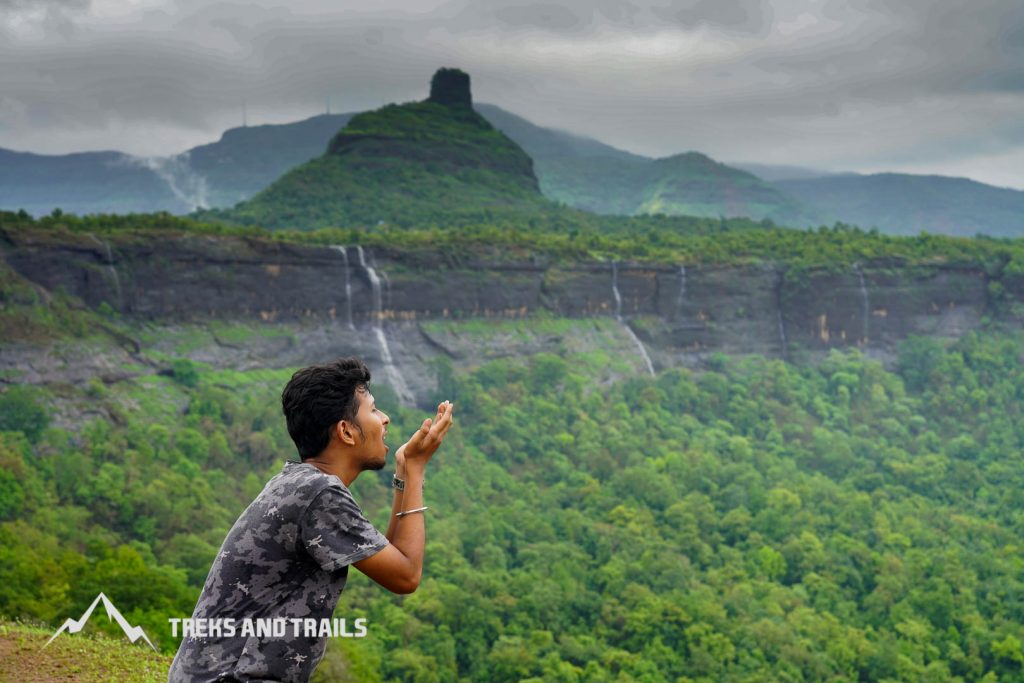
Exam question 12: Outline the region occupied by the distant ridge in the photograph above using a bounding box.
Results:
[729,162,841,182]
[2,79,1022,235]
[0,148,187,216]
[776,173,1024,237]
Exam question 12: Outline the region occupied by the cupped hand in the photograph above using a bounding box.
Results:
[395,400,454,476]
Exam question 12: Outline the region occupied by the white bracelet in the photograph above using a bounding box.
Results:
[395,506,429,517]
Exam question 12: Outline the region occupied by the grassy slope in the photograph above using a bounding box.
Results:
[0,621,172,682]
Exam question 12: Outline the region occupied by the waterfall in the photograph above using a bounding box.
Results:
[354,247,414,404]
[89,234,123,311]
[676,265,687,321]
[332,246,355,329]
[855,263,869,344]
[611,262,656,377]
[775,270,788,359]
[380,270,393,310]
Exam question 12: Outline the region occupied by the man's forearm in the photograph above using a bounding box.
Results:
[385,478,404,540]
[385,466,426,579]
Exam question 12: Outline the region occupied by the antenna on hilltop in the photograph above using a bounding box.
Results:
[242,99,248,128]
[326,96,331,116]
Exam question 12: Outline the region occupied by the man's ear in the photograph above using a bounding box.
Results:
[336,420,359,446]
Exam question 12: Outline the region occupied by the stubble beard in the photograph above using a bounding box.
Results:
[362,447,388,472]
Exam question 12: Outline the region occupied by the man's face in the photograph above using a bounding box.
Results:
[350,388,390,471]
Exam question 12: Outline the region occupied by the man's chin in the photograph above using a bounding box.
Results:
[364,456,387,472]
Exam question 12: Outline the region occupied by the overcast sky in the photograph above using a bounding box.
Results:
[2,0,1023,188]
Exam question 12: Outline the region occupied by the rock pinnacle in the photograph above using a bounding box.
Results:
[428,68,472,108]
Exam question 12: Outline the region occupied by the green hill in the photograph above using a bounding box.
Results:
[211,69,554,230]
[473,107,817,225]
[637,152,818,225]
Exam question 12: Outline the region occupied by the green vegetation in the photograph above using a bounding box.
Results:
[0,620,172,682]
[7,208,1024,275]
[200,98,817,233]
[5,205,1024,680]
[205,100,554,230]
[0,255,98,343]
[3,313,1024,680]
[7,103,1022,238]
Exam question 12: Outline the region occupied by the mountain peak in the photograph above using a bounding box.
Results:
[210,69,550,229]
[428,67,472,109]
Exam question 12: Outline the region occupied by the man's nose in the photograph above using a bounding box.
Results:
[382,411,390,424]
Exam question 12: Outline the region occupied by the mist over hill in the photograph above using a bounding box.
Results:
[0,148,190,216]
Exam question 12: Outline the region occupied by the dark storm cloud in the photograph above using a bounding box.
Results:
[0,0,1022,186]
[763,0,1024,99]
[650,0,768,33]
[0,2,440,148]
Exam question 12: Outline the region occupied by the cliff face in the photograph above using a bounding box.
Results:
[3,229,1004,368]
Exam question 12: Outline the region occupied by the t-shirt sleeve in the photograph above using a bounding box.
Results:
[300,485,389,572]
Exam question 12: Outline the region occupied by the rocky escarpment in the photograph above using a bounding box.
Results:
[4,226,1018,403]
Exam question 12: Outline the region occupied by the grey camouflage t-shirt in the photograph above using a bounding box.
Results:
[168,461,388,682]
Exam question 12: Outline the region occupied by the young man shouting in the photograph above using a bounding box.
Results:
[169,358,454,682]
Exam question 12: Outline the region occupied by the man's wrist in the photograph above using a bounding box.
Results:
[403,464,426,479]
[392,471,425,492]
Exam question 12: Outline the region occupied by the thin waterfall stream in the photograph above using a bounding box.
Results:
[89,234,123,311]
[611,262,656,377]
[355,247,414,404]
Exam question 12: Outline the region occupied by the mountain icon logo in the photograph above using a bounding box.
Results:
[44,592,157,651]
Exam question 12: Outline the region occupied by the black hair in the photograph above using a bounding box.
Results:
[281,358,371,460]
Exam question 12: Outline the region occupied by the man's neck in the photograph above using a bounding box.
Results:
[303,456,359,487]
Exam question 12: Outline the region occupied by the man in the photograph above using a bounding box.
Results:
[168,358,454,682]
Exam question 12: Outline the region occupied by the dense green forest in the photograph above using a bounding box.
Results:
[3,249,1024,681]
[4,209,1024,680]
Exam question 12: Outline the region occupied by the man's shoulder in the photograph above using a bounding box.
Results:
[258,461,349,515]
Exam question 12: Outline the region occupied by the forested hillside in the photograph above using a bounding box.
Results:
[204,69,556,230]
[2,213,1024,681]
